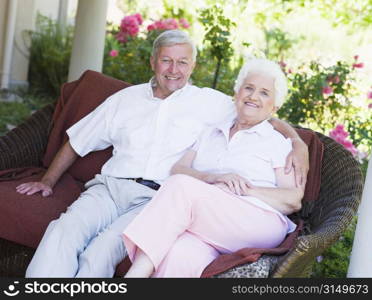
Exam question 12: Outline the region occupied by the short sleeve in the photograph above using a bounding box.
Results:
[190,135,202,152]
[190,126,215,152]
[66,96,116,157]
[271,137,293,168]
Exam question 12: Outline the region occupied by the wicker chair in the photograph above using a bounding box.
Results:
[0,102,364,277]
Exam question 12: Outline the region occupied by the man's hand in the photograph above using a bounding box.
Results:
[285,138,309,188]
[208,173,253,196]
[16,181,53,197]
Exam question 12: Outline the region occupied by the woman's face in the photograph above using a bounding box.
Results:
[234,73,277,124]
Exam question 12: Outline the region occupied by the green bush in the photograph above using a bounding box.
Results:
[198,5,236,89]
[27,14,73,98]
[0,90,54,136]
[191,49,240,94]
[0,102,30,136]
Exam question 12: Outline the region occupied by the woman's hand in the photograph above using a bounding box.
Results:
[285,138,309,188]
[207,173,253,196]
[16,181,53,197]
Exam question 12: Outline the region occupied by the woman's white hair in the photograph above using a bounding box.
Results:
[152,29,197,62]
[233,58,288,108]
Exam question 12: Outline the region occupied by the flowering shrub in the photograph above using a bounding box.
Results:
[329,124,358,156]
[147,18,189,31]
[114,13,190,44]
[278,60,357,129]
[277,59,371,161]
[116,13,143,43]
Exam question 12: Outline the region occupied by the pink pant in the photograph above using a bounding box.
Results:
[122,174,288,277]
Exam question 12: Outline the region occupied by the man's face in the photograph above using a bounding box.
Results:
[150,44,195,99]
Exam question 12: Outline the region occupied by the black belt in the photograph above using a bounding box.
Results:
[126,178,160,191]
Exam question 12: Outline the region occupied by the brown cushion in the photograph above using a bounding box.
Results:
[42,70,132,183]
[0,168,83,248]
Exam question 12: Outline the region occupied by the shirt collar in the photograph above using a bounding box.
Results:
[242,119,274,137]
[146,77,191,101]
[215,119,274,139]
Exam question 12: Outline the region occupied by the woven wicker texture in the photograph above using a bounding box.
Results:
[0,104,55,170]
[0,104,363,277]
[271,132,363,277]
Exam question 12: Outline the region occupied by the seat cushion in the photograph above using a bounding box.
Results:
[0,168,83,248]
[42,70,132,183]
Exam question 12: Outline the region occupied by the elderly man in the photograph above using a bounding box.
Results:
[18,30,308,277]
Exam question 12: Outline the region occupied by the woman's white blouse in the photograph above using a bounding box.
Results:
[192,119,296,233]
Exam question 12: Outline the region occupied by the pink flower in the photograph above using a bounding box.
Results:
[354,55,359,61]
[368,103,372,109]
[335,124,345,131]
[179,18,190,28]
[352,62,364,68]
[109,49,118,57]
[342,140,353,148]
[155,20,166,30]
[117,13,143,42]
[278,60,287,69]
[164,18,179,29]
[116,31,128,43]
[329,124,359,156]
[147,24,156,31]
[367,91,372,99]
[147,18,182,32]
[331,124,349,139]
[133,13,143,25]
[327,75,340,84]
[322,86,333,95]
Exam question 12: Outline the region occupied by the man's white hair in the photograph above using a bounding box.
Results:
[152,29,197,62]
[233,58,288,108]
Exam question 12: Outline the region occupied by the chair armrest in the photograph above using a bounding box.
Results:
[0,104,55,170]
[271,133,363,277]
[271,202,359,277]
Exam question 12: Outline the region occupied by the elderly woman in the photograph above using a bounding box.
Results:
[122,58,305,277]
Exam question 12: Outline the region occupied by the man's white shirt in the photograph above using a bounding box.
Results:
[67,81,236,183]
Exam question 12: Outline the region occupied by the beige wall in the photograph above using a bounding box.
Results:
[0,0,9,83]
[34,0,60,19]
[11,0,36,86]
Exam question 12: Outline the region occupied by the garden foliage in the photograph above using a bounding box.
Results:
[27,14,73,98]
